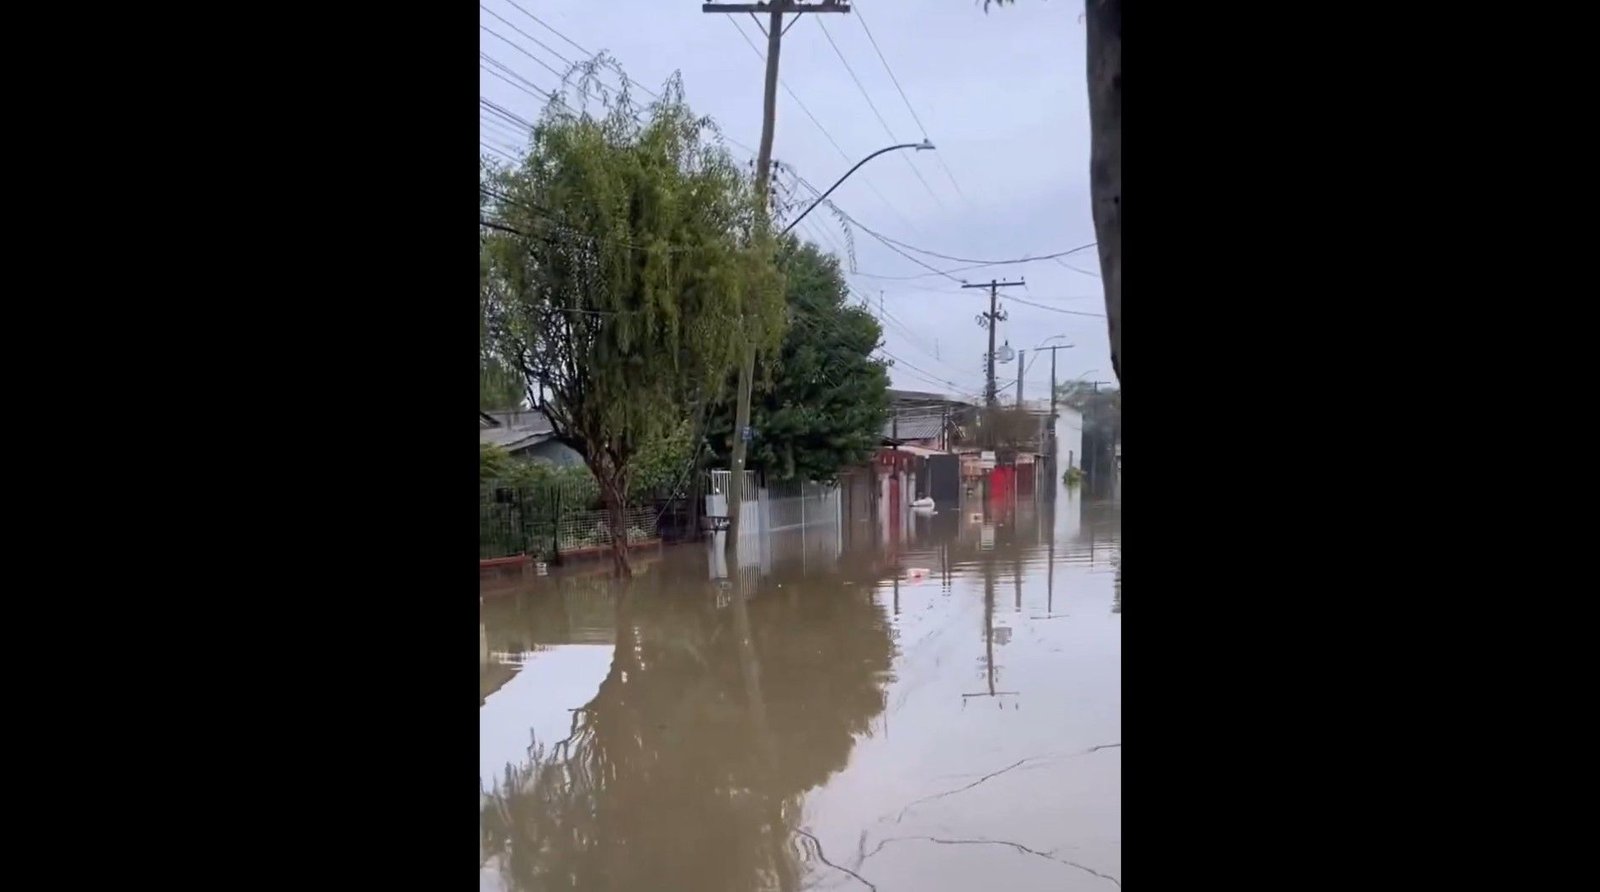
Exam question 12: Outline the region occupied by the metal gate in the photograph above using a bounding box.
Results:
[926,454,961,509]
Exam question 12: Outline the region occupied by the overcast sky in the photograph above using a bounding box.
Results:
[480,0,1110,402]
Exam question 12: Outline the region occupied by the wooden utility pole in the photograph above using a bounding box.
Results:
[961,279,1024,410]
[702,0,852,548]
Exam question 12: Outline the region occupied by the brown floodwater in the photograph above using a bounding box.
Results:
[480,483,1120,891]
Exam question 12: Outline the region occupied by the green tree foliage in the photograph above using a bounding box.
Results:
[961,405,1044,452]
[480,61,785,575]
[479,357,525,411]
[709,238,890,483]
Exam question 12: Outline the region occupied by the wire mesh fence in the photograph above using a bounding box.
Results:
[480,477,668,561]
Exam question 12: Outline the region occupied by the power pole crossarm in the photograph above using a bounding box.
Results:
[961,279,1025,411]
[703,2,851,12]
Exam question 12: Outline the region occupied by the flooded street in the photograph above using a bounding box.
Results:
[480,483,1120,891]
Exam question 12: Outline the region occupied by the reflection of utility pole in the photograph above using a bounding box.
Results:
[964,554,1017,704]
[1013,544,1023,613]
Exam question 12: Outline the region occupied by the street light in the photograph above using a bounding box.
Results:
[781,139,935,235]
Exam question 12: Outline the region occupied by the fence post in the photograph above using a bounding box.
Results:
[551,484,561,563]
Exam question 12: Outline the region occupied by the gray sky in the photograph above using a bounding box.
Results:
[480,0,1110,402]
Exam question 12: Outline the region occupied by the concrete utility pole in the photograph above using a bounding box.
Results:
[962,278,1025,409]
[1017,350,1025,408]
[701,1,852,548]
[1032,343,1074,462]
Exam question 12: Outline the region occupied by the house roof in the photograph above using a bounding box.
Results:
[882,415,945,441]
[485,409,555,434]
[480,427,555,453]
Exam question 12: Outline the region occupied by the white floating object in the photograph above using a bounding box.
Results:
[906,568,930,578]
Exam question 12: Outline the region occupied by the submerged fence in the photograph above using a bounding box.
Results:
[479,477,692,561]
[704,473,843,573]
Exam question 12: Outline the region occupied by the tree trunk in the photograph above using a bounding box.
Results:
[1086,0,1121,385]
[601,474,633,578]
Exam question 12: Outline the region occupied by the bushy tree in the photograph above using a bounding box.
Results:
[480,62,785,575]
[709,238,890,483]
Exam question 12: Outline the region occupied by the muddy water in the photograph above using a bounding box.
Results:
[480,486,1120,891]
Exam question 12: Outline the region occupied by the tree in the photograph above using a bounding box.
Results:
[985,0,1120,384]
[479,356,525,411]
[708,238,890,484]
[480,62,785,575]
[958,405,1043,452]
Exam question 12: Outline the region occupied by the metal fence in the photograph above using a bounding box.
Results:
[703,472,843,572]
[480,477,666,561]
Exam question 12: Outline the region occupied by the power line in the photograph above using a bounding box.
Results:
[480,4,574,68]
[494,0,665,102]
[481,52,552,96]
[480,97,537,133]
[785,172,962,282]
[499,1,591,57]
[814,18,947,210]
[851,0,972,204]
[1003,294,1107,318]
[480,114,528,145]
[865,230,1098,267]
[481,24,565,80]
[480,142,517,163]
[725,17,927,239]
[481,63,547,103]
[1054,256,1102,278]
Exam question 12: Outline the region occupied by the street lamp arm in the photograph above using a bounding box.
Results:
[780,140,933,236]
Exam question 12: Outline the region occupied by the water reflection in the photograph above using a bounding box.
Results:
[481,559,894,891]
[481,487,1120,891]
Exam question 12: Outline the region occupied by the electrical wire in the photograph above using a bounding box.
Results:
[724,17,927,239]
[1002,294,1107,318]
[480,97,537,132]
[480,4,575,68]
[815,18,947,210]
[481,64,547,103]
[481,51,553,96]
[851,0,972,204]
[481,142,517,163]
[865,234,1098,267]
[1054,256,1102,278]
[481,24,565,80]
[495,0,664,101]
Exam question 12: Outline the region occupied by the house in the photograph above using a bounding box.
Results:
[880,413,947,450]
[479,408,584,467]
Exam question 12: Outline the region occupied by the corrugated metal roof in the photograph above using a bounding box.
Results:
[485,409,554,434]
[882,415,945,441]
[480,427,554,452]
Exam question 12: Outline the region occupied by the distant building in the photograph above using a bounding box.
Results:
[1054,405,1085,471]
